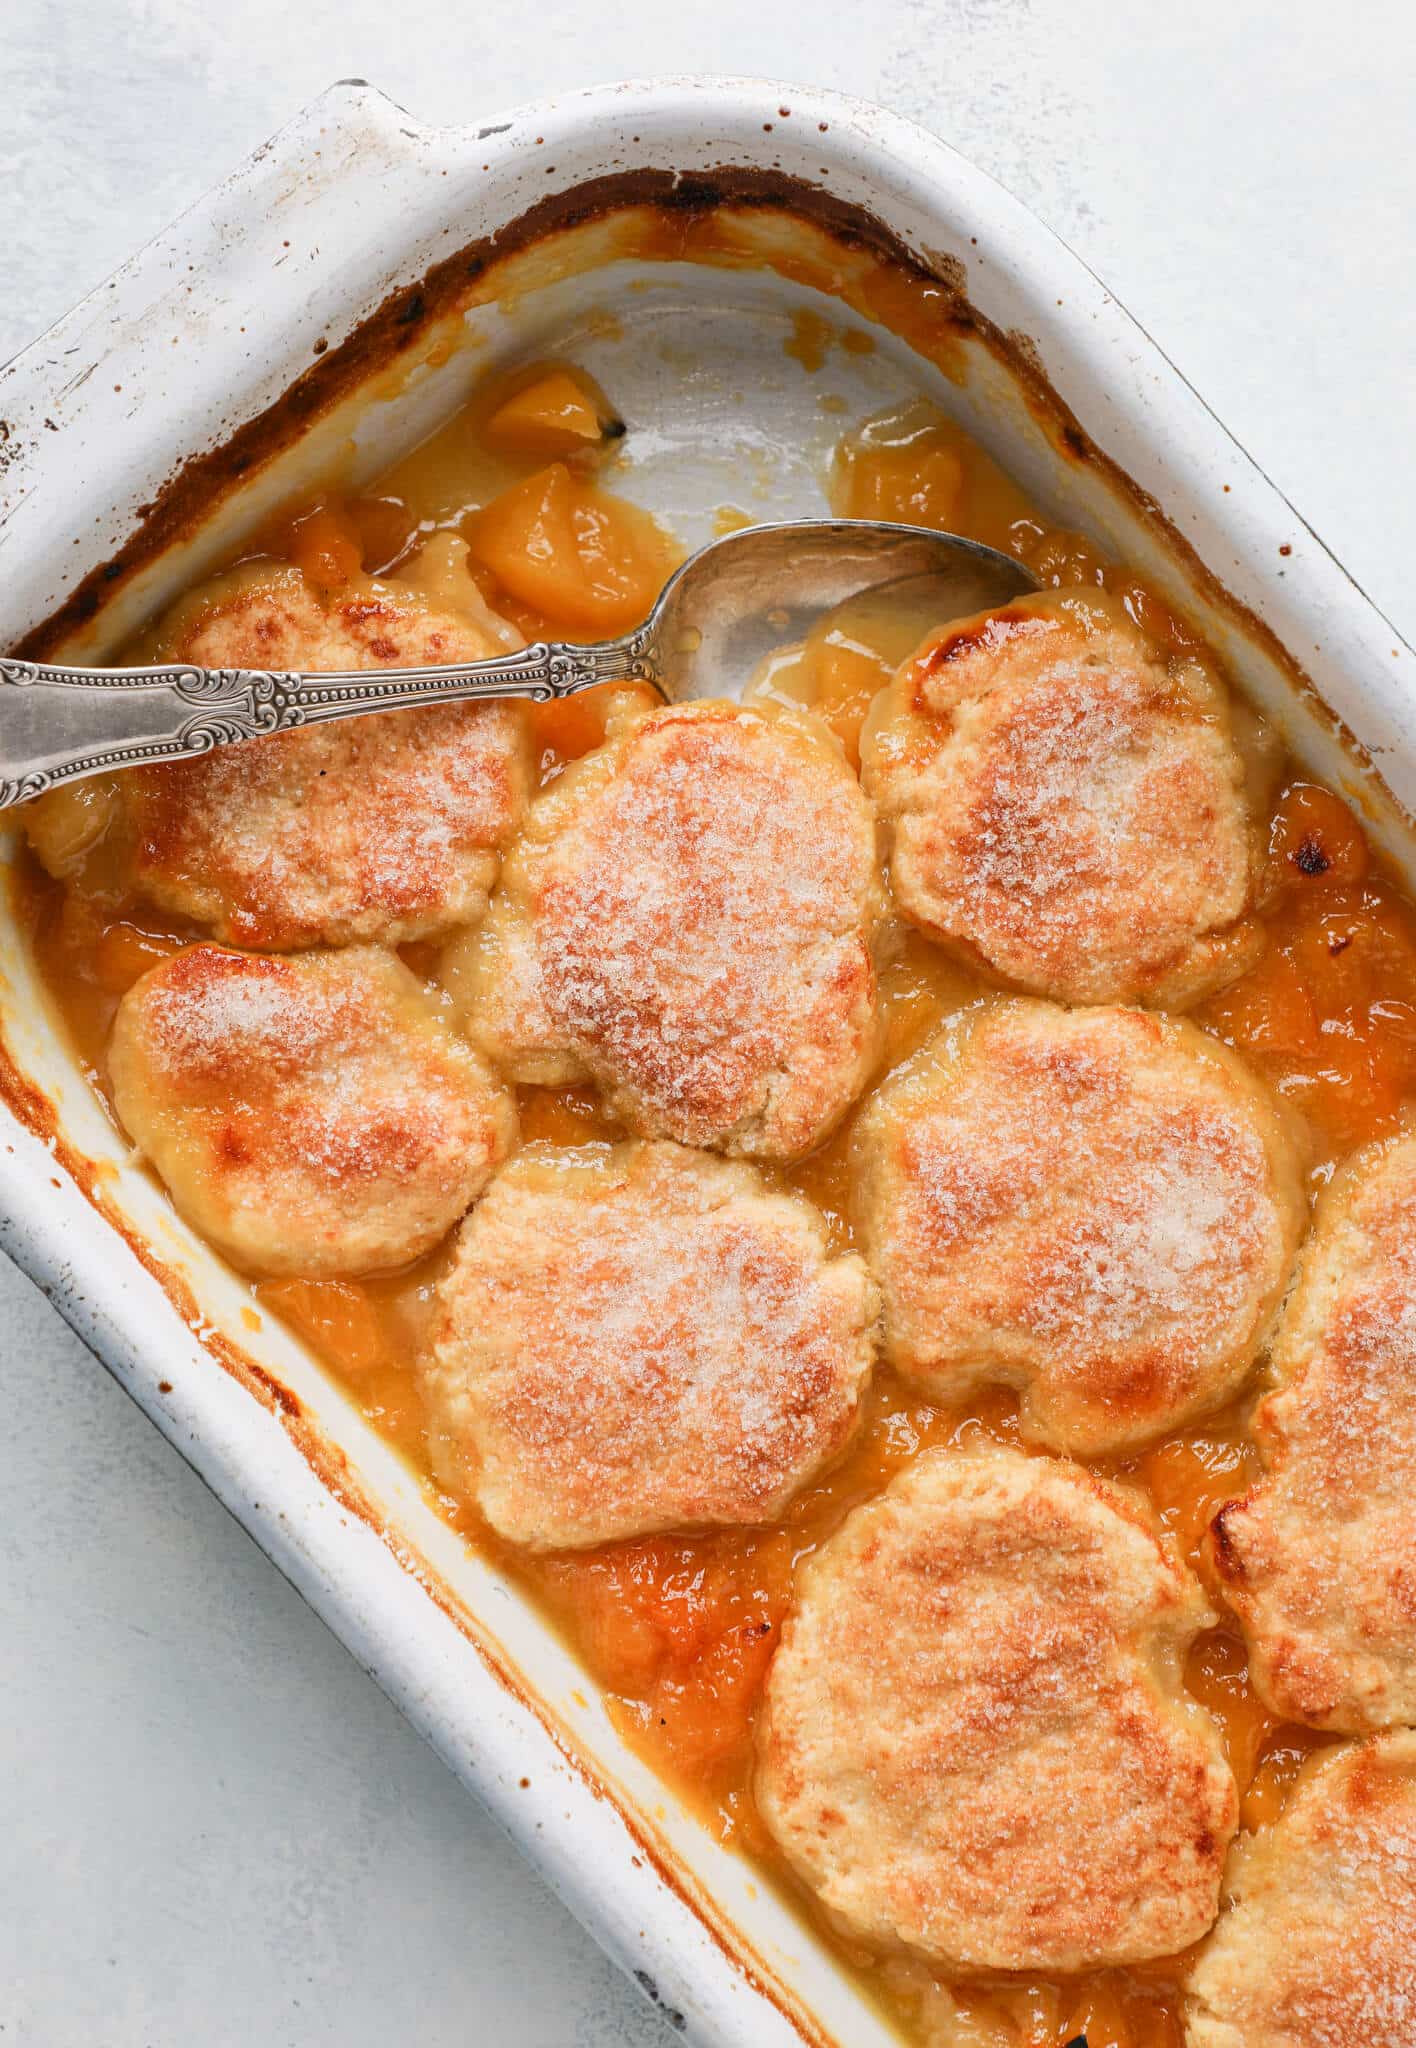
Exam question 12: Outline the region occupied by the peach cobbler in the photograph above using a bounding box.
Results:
[17,336,1416,2048]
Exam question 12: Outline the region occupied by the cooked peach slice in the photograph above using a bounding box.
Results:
[483,367,620,462]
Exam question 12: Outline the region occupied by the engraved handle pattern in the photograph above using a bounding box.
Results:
[0,630,657,809]
[0,661,305,807]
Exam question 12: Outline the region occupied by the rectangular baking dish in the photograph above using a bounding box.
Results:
[1,74,1412,2048]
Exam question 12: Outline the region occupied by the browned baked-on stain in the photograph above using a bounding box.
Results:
[635,1968,688,2033]
[1005,327,1045,381]
[921,249,968,298]
[0,1026,832,2048]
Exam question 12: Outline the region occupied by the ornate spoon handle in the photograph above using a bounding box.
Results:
[0,630,658,809]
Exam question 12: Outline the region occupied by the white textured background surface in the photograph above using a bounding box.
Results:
[3,6,1413,2044]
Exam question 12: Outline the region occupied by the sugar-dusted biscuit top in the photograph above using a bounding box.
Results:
[421,1140,876,1549]
[1209,1129,1416,1730]
[860,590,1261,1007]
[854,998,1306,1454]
[756,1446,1235,1972]
[1185,1732,1416,2048]
[450,697,884,1159]
[109,943,514,1276]
[27,559,531,950]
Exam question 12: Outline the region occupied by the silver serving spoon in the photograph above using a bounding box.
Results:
[0,519,1038,808]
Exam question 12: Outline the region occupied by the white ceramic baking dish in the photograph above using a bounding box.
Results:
[1,74,1412,2048]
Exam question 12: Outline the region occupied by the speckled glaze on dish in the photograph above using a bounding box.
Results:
[0,75,1411,2048]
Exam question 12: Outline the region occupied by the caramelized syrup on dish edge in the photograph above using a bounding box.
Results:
[16,336,1414,2048]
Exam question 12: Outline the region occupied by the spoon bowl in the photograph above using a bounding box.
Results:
[0,519,1038,807]
[646,518,1037,702]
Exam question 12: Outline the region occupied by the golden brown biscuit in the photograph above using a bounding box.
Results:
[421,1140,876,1549]
[27,559,531,950]
[860,590,1261,1006]
[1185,1733,1416,2048]
[448,697,883,1158]
[109,944,514,1276]
[756,1447,1235,1971]
[1209,1131,1416,1729]
[854,999,1305,1454]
